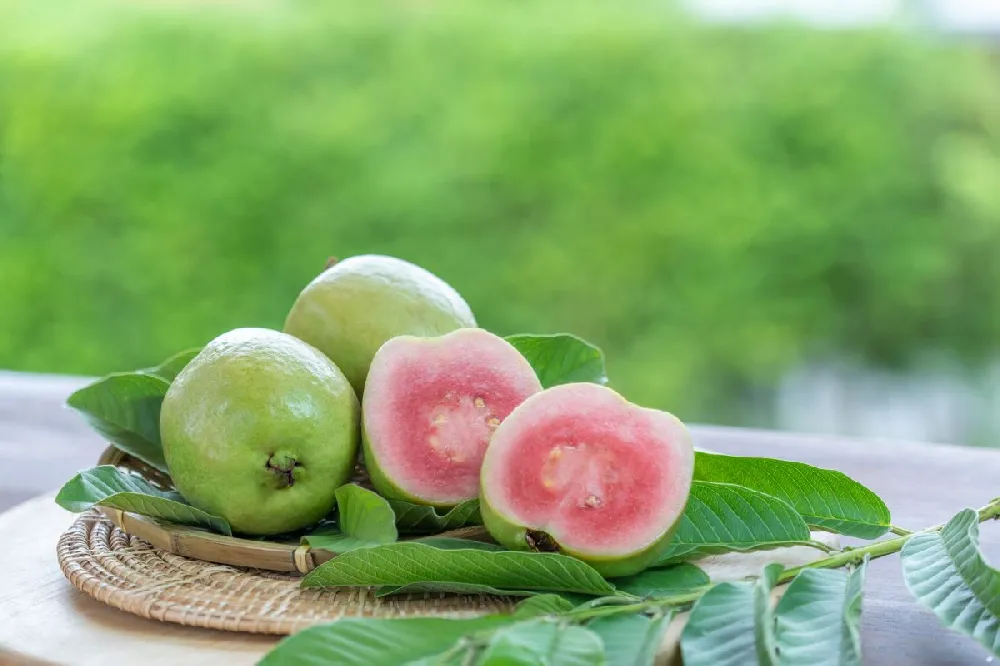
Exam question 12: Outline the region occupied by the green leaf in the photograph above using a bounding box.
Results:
[413,537,504,551]
[901,509,1000,657]
[775,563,867,666]
[303,532,385,554]
[656,482,812,565]
[54,465,231,535]
[694,451,890,539]
[513,594,575,619]
[505,333,608,388]
[307,535,500,557]
[388,499,482,534]
[302,542,616,596]
[753,564,781,665]
[257,616,512,666]
[375,582,536,598]
[570,595,644,612]
[406,650,477,666]
[406,648,481,666]
[143,347,200,382]
[612,563,709,598]
[682,563,869,666]
[680,564,781,666]
[588,612,673,666]
[302,484,398,553]
[336,484,399,544]
[67,372,171,472]
[693,452,890,539]
[479,619,605,666]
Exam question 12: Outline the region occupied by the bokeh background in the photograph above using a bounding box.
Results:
[2,0,1000,445]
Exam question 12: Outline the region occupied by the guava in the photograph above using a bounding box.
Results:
[283,255,476,394]
[362,328,542,506]
[479,383,694,577]
[160,328,360,535]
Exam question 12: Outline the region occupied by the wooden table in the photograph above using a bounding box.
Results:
[1,372,998,665]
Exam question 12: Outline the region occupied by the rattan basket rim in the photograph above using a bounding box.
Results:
[57,509,516,635]
[94,445,491,573]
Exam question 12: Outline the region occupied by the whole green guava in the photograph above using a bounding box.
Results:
[283,255,476,394]
[160,328,360,535]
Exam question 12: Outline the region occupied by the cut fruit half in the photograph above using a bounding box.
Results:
[480,383,694,577]
[362,328,542,506]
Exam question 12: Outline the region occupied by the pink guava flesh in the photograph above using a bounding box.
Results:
[481,383,694,558]
[363,329,542,505]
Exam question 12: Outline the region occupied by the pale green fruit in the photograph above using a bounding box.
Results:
[160,328,360,535]
[283,255,476,394]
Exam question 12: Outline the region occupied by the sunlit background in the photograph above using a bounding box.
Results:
[2,0,1000,446]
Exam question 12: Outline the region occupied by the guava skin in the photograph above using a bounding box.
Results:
[479,383,694,578]
[479,495,686,578]
[283,255,476,395]
[360,423,423,504]
[160,328,360,536]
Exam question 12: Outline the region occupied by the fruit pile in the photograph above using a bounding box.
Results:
[159,254,694,577]
[72,254,1000,666]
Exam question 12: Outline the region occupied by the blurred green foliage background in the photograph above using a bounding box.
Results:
[2,1,1000,428]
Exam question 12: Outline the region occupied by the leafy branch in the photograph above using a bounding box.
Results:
[779,495,1000,583]
[263,496,1000,665]
[565,495,1000,623]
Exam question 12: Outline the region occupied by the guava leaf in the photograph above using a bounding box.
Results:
[375,582,535,598]
[336,484,398,543]
[505,333,608,388]
[682,562,868,666]
[611,563,709,598]
[588,612,674,666]
[256,616,512,666]
[143,347,201,382]
[571,595,647,612]
[901,508,1000,657]
[774,563,867,666]
[412,537,504,551]
[67,372,171,472]
[693,452,890,539]
[406,649,479,666]
[387,498,482,533]
[513,594,576,618]
[680,564,781,666]
[306,533,499,557]
[302,485,398,553]
[301,542,616,596]
[478,619,605,666]
[656,481,813,565]
[302,533,379,554]
[55,465,231,535]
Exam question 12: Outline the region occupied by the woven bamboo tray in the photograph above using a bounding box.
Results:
[57,509,516,634]
[91,445,492,574]
[56,446,517,633]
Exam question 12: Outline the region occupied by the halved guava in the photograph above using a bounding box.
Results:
[362,328,542,506]
[479,383,694,577]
